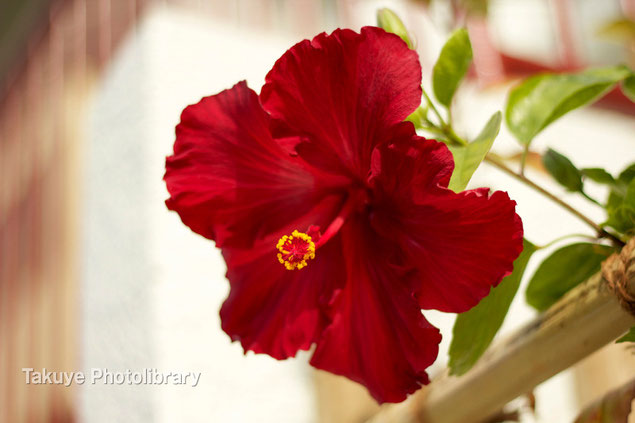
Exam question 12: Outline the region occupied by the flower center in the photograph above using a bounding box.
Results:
[276,230,316,270]
[275,193,361,270]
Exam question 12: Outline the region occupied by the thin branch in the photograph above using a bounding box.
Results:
[581,190,603,207]
[536,233,598,250]
[485,155,625,247]
[421,87,447,128]
[520,145,529,176]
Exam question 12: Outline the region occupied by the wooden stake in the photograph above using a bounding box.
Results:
[367,240,635,423]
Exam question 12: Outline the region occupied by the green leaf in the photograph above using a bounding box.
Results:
[606,165,635,234]
[406,106,428,129]
[581,168,615,185]
[376,8,413,48]
[625,178,635,209]
[447,111,502,192]
[505,65,632,145]
[623,74,635,102]
[449,239,536,376]
[432,28,473,107]
[605,190,633,234]
[458,0,489,16]
[618,163,635,185]
[526,243,614,311]
[597,18,635,42]
[607,180,635,233]
[617,326,635,343]
[542,148,583,192]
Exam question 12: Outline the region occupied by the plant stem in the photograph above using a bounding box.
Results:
[581,190,603,207]
[520,145,529,176]
[485,155,625,247]
[444,125,467,146]
[536,233,598,250]
[421,88,469,146]
[420,124,448,138]
[421,87,446,127]
[422,120,468,147]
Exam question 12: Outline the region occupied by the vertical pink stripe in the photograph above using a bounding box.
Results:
[48,5,66,421]
[0,102,9,423]
[25,39,38,423]
[468,17,505,85]
[621,0,635,20]
[551,0,580,69]
[98,0,112,65]
[71,1,87,417]
[56,19,66,423]
[4,81,22,423]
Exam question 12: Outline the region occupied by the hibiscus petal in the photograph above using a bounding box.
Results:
[220,196,346,359]
[375,188,523,313]
[370,126,454,200]
[260,27,422,178]
[371,136,523,313]
[409,189,523,312]
[310,219,441,404]
[165,81,340,248]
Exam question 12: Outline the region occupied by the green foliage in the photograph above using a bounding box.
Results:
[606,179,635,234]
[376,8,413,48]
[623,74,635,102]
[456,0,488,16]
[505,65,631,145]
[617,327,635,343]
[542,148,583,192]
[605,163,635,235]
[449,240,536,376]
[448,111,501,192]
[581,168,615,185]
[597,18,635,43]
[406,106,428,129]
[432,28,473,107]
[526,243,614,311]
[619,163,635,184]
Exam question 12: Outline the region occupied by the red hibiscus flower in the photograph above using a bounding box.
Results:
[164,26,523,403]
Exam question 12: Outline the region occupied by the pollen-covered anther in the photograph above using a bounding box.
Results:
[276,230,316,270]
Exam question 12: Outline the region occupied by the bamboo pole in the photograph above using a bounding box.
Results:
[367,239,635,423]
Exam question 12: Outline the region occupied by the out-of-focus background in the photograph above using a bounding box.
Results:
[0,0,634,422]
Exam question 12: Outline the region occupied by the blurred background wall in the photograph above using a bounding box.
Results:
[0,1,634,422]
[1,1,149,421]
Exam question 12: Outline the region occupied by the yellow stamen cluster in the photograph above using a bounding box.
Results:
[276,230,316,270]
